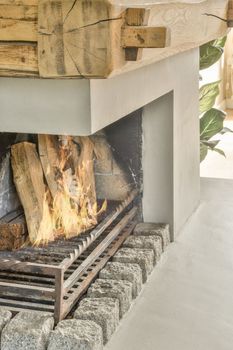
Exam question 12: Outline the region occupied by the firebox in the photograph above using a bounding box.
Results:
[0,109,143,322]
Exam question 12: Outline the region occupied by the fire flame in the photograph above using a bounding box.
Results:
[34,136,107,246]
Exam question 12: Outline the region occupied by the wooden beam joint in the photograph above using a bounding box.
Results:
[122,8,167,61]
[121,26,167,49]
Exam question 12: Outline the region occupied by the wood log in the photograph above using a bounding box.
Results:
[39,135,97,205]
[72,136,97,207]
[38,134,60,199]
[0,209,27,250]
[11,142,53,244]
[38,135,97,237]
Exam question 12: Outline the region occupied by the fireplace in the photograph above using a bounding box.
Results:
[0,49,200,335]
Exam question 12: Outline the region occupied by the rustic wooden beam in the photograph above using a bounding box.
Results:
[0,44,38,76]
[228,0,233,27]
[38,0,121,77]
[0,0,229,78]
[0,3,37,41]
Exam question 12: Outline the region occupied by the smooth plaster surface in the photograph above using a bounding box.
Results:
[141,50,200,238]
[0,49,199,138]
[0,78,91,135]
[142,93,174,234]
[106,177,233,350]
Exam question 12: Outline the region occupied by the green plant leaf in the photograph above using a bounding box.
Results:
[200,36,226,70]
[200,45,223,70]
[202,140,220,149]
[200,108,226,140]
[213,36,227,48]
[199,81,220,114]
[200,143,208,162]
[212,148,226,158]
[220,127,233,134]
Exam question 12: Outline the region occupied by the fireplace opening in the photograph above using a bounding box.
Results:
[0,110,142,322]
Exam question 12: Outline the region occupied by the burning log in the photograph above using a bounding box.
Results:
[72,136,97,206]
[38,134,60,199]
[10,135,104,246]
[38,135,97,206]
[38,135,98,233]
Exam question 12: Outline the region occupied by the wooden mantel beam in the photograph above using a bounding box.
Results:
[0,0,229,79]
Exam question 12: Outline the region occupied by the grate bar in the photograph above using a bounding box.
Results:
[0,192,140,323]
[64,207,137,293]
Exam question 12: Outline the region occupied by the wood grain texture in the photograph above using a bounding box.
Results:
[0,43,38,75]
[11,142,50,244]
[114,0,229,77]
[0,3,37,41]
[122,26,167,48]
[0,210,27,251]
[73,136,97,206]
[124,8,149,61]
[38,135,60,199]
[38,0,123,77]
[0,0,229,78]
[228,0,233,27]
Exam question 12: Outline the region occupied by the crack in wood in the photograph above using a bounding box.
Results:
[66,16,122,34]
[62,0,79,25]
[64,44,85,78]
[68,42,105,63]
[203,13,227,22]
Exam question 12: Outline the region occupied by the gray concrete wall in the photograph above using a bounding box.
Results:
[142,93,174,235]
[142,50,200,239]
[0,79,91,135]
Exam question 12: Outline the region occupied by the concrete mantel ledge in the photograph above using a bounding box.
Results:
[0,48,198,136]
[0,0,228,78]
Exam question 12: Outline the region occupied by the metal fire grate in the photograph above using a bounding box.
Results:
[0,190,138,323]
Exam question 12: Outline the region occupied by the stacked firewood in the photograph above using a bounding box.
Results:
[9,135,98,246]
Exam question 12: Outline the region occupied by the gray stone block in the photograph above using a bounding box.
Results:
[48,319,103,350]
[134,223,170,250]
[99,262,142,298]
[113,247,154,283]
[74,297,119,344]
[1,311,54,350]
[123,235,163,265]
[87,279,132,318]
[0,309,12,333]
